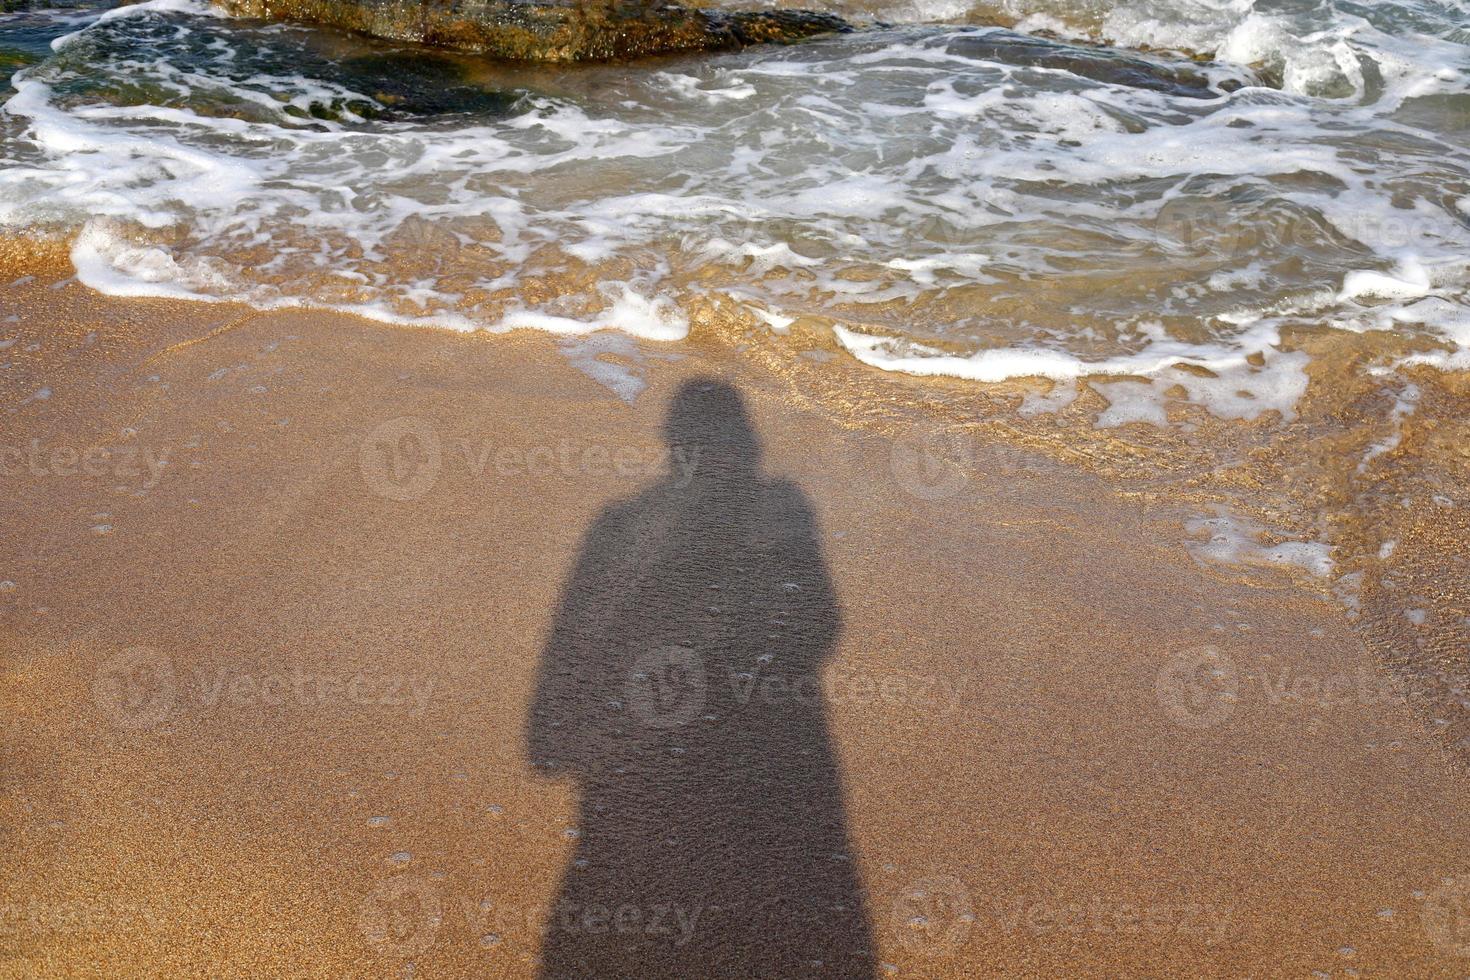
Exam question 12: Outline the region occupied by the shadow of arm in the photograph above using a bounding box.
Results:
[525,503,637,778]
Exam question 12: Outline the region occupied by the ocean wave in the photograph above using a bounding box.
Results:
[1,0,1467,424]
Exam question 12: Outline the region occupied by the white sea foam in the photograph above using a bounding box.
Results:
[1356,382,1419,474]
[49,0,219,52]
[1187,510,1335,578]
[0,0,1466,416]
[558,333,651,403]
[834,322,1310,422]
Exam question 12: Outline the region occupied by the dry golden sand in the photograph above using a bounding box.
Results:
[2,243,1470,977]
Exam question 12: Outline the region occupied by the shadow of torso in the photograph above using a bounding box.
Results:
[527,398,874,979]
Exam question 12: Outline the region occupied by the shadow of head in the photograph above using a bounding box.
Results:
[661,377,761,480]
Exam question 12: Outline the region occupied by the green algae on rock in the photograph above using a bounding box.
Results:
[218,0,854,62]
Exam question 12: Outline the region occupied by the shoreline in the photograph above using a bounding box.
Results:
[3,246,1470,975]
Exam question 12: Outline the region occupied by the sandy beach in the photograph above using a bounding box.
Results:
[3,242,1470,977]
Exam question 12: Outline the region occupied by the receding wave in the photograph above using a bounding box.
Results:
[1,0,1468,421]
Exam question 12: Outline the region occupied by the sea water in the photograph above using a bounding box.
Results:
[1,0,1467,422]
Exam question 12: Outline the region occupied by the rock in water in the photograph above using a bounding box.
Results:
[219,0,854,62]
[945,31,1242,100]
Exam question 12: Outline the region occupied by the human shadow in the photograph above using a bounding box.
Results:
[526,378,875,979]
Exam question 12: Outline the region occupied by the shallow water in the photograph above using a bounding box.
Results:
[2,0,1468,409]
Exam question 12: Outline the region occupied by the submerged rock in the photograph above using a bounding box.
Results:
[219,0,854,62]
[947,30,1245,99]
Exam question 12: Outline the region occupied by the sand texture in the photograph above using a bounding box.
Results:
[3,259,1470,977]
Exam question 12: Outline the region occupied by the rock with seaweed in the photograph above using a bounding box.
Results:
[219,0,854,62]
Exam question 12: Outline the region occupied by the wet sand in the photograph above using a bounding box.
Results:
[3,247,1470,977]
